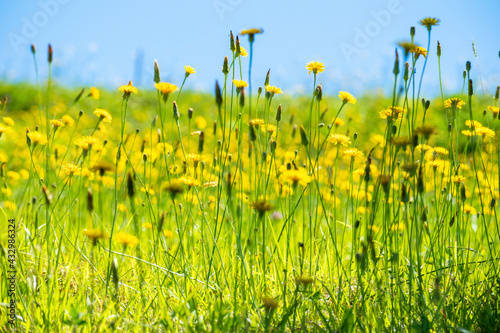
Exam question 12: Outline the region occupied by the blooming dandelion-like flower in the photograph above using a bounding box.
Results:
[487,105,500,115]
[281,169,312,187]
[343,148,364,161]
[444,98,466,109]
[306,61,325,75]
[62,163,81,176]
[179,176,200,188]
[233,79,248,89]
[411,46,428,59]
[248,118,265,126]
[240,28,263,42]
[75,136,101,151]
[239,46,248,57]
[338,91,356,104]
[327,133,351,146]
[261,296,279,310]
[118,81,138,97]
[419,17,440,31]
[476,126,495,138]
[295,274,314,286]
[265,85,283,95]
[155,82,178,100]
[3,117,14,126]
[250,200,274,217]
[451,175,466,184]
[27,131,47,145]
[93,108,112,123]
[115,232,139,247]
[62,115,75,126]
[379,106,406,120]
[83,228,109,245]
[50,119,65,128]
[89,86,100,100]
[187,154,207,163]
[465,120,482,129]
[184,65,196,76]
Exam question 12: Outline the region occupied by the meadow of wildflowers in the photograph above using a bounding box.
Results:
[1,19,500,332]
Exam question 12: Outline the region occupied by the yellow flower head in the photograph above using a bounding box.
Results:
[295,274,314,286]
[487,105,500,114]
[233,79,248,89]
[248,118,265,126]
[444,98,466,109]
[118,81,138,96]
[306,61,325,75]
[83,228,109,245]
[240,46,248,57]
[327,133,351,146]
[476,126,495,138]
[338,91,356,104]
[155,82,178,97]
[75,136,101,151]
[93,108,112,123]
[261,296,279,310]
[62,115,75,126]
[50,119,65,128]
[379,106,406,120]
[240,28,263,36]
[187,154,207,163]
[411,46,428,59]
[265,85,283,95]
[343,148,364,161]
[114,232,139,247]
[451,175,466,184]
[27,131,47,145]
[179,176,200,187]
[281,169,311,187]
[419,17,440,30]
[184,65,196,76]
[465,120,482,129]
[89,86,100,100]
[3,117,14,126]
[62,163,81,176]
[334,118,345,127]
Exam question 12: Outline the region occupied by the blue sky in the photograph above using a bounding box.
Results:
[0,0,499,97]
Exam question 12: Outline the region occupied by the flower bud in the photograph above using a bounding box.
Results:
[299,125,309,146]
[127,173,135,198]
[188,108,193,119]
[215,81,223,109]
[173,101,180,120]
[276,104,282,122]
[222,56,229,75]
[393,49,399,75]
[48,44,53,63]
[154,60,161,84]
[437,41,441,57]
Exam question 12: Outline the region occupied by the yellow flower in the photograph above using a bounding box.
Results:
[62,163,81,176]
[419,17,440,30]
[179,176,200,187]
[83,228,109,245]
[155,82,178,98]
[463,204,477,215]
[465,120,482,129]
[261,124,277,135]
[368,225,380,233]
[75,136,101,151]
[62,115,75,126]
[379,106,406,120]
[444,98,466,109]
[93,108,112,123]
[239,46,248,57]
[187,154,207,163]
[240,28,263,36]
[114,232,139,247]
[27,131,47,145]
[338,91,356,104]
[390,222,405,231]
[411,46,428,59]
[334,118,345,127]
[4,201,16,210]
[233,79,248,89]
[118,81,138,96]
[3,117,14,126]
[451,175,466,184]
[48,119,64,128]
[476,126,495,138]
[487,105,500,114]
[343,148,364,160]
[195,116,207,129]
[306,61,325,75]
[461,130,475,137]
[89,87,100,100]
[415,144,433,153]
[281,169,311,187]
[184,65,196,76]
[248,118,265,126]
[265,85,283,95]
[327,133,351,146]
